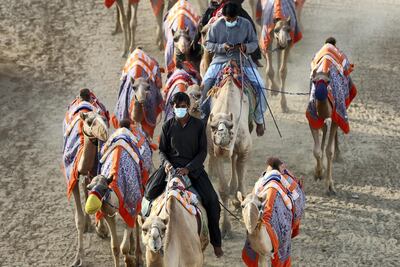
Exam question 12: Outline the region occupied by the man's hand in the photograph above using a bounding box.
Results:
[176,167,189,176]
[240,43,246,53]
[165,162,173,174]
[223,43,232,52]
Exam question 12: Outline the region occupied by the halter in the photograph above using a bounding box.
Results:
[149,223,165,255]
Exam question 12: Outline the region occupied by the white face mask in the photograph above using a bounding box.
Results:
[225,19,238,28]
[174,107,188,119]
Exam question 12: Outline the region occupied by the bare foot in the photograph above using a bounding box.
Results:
[213,246,224,258]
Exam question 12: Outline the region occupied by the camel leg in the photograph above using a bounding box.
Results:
[116,0,130,57]
[279,46,291,113]
[217,157,231,238]
[95,217,109,239]
[229,153,238,196]
[258,255,267,266]
[310,126,323,180]
[325,122,338,195]
[71,184,85,267]
[129,221,143,267]
[334,132,342,162]
[112,5,122,35]
[128,2,138,53]
[81,176,91,233]
[121,226,134,267]
[104,215,120,267]
[321,123,327,164]
[155,2,165,50]
[265,51,279,96]
[236,152,249,197]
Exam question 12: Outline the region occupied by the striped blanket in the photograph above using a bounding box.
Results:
[104,0,164,16]
[62,92,109,199]
[306,44,357,133]
[96,127,153,227]
[164,0,200,74]
[259,0,302,51]
[242,169,305,267]
[113,48,163,138]
[163,65,200,121]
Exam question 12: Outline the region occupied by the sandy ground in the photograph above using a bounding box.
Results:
[1,0,399,266]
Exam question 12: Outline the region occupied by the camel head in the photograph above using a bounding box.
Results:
[273,16,292,49]
[85,175,119,216]
[172,27,191,58]
[187,84,202,118]
[80,111,109,142]
[141,216,169,254]
[130,77,151,104]
[237,191,263,234]
[209,112,234,148]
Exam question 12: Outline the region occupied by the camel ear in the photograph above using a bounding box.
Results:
[286,16,291,25]
[80,112,87,121]
[237,191,244,204]
[138,215,145,227]
[106,176,113,185]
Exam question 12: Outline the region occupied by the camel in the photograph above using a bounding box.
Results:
[86,175,142,267]
[164,0,201,74]
[85,123,154,267]
[264,17,292,113]
[206,63,252,237]
[260,0,302,112]
[140,172,208,267]
[65,110,109,267]
[236,192,273,266]
[309,73,341,195]
[163,67,202,121]
[250,0,305,25]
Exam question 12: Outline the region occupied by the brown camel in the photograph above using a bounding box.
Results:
[69,111,109,267]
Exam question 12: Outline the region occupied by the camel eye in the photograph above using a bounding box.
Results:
[274,28,280,33]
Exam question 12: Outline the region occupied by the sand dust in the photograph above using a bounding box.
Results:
[0,0,399,266]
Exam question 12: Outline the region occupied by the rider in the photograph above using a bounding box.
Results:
[144,92,224,258]
[198,0,263,67]
[201,2,267,136]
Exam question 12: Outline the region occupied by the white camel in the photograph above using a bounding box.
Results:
[207,64,252,237]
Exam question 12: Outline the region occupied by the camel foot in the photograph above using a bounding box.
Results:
[124,255,135,267]
[111,28,122,36]
[314,167,323,181]
[281,104,289,113]
[95,220,109,239]
[134,256,144,267]
[71,258,82,267]
[334,152,343,163]
[221,221,232,239]
[121,51,129,58]
[325,186,337,196]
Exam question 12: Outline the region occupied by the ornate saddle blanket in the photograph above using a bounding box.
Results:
[210,62,257,122]
[259,0,302,51]
[62,92,109,199]
[113,48,163,138]
[164,0,200,74]
[306,44,357,133]
[104,0,164,16]
[163,66,199,121]
[97,128,152,227]
[242,169,306,267]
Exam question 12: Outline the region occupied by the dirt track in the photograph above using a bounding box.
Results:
[1,0,399,266]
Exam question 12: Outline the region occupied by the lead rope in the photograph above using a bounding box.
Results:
[240,50,283,138]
